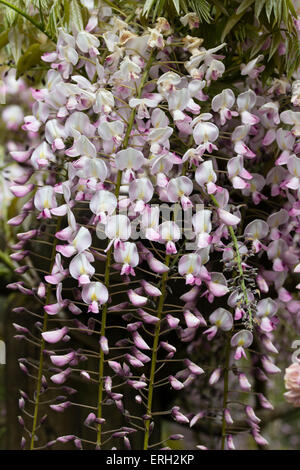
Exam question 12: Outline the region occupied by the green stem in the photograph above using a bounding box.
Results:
[0,250,14,271]
[30,217,61,450]
[221,333,231,450]
[96,52,154,448]
[143,254,170,450]
[96,170,121,448]
[210,193,253,329]
[143,201,182,448]
[0,0,55,41]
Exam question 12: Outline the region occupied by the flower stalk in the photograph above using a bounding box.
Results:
[30,217,61,450]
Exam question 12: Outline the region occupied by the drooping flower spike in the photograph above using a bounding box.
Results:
[4,9,296,451]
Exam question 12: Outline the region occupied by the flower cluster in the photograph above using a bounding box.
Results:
[4,8,300,450]
[0,69,37,220]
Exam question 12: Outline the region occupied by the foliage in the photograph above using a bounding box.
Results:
[0,0,300,452]
[0,0,299,80]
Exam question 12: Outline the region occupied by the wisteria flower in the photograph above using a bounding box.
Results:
[231,330,253,360]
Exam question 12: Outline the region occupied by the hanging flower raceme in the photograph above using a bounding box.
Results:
[5,9,297,451]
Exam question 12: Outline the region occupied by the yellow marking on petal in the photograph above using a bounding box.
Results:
[91,292,98,301]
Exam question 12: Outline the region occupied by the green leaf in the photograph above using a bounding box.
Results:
[1,1,17,25]
[63,0,70,26]
[67,0,87,32]
[210,0,229,16]
[274,0,282,22]
[236,0,255,16]
[172,0,180,14]
[46,0,61,38]
[265,0,274,22]
[221,11,246,41]
[287,0,297,18]
[16,43,45,78]
[180,0,188,14]
[190,0,212,23]
[153,0,166,20]
[8,26,23,63]
[268,31,281,61]
[250,33,268,57]
[254,0,266,19]
[142,0,156,17]
[0,30,9,50]
[101,0,126,15]
[285,34,300,77]
[282,0,289,26]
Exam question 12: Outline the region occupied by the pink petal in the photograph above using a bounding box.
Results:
[42,326,68,344]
